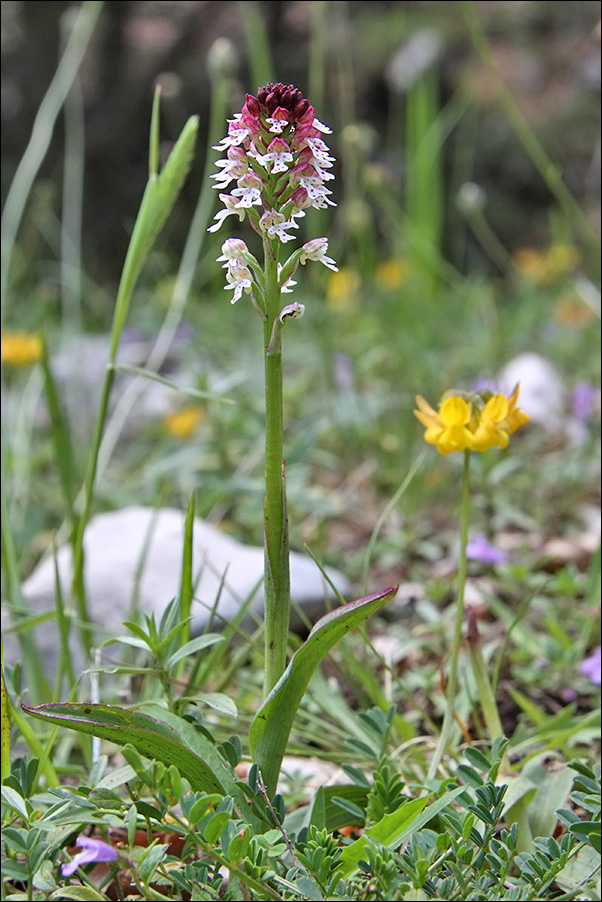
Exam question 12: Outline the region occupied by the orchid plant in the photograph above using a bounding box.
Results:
[20,83,397,805]
[208,82,339,695]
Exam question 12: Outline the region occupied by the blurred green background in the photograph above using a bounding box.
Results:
[1,0,600,588]
[2,0,600,286]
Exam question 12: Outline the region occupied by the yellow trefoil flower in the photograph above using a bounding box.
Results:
[1,331,43,367]
[414,386,529,456]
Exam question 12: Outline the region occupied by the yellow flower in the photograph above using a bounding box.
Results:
[554,294,595,327]
[414,394,474,456]
[415,386,529,456]
[471,386,529,451]
[326,268,360,311]
[375,259,410,291]
[162,405,205,439]
[513,244,580,285]
[1,331,43,366]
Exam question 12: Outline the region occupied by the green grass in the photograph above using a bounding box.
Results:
[1,2,600,899]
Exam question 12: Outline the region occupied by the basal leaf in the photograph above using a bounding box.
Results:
[22,703,225,795]
[249,586,397,797]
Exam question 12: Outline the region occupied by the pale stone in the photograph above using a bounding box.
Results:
[5,506,350,689]
[497,352,565,429]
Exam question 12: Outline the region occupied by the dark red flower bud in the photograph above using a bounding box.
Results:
[292,98,310,119]
[253,82,311,125]
[245,94,260,115]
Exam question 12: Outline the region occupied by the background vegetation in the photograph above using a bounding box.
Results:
[1,2,600,900]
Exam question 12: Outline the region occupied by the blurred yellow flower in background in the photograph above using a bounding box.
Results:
[326,268,360,311]
[513,244,580,285]
[554,294,596,327]
[414,386,529,456]
[1,331,43,366]
[162,405,205,439]
[375,258,410,291]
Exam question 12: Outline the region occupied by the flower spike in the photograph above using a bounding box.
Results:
[209,82,337,308]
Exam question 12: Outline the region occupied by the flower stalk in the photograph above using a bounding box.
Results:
[416,387,529,777]
[263,245,290,691]
[209,83,337,695]
[428,449,471,779]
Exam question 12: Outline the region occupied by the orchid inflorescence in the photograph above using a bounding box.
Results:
[209,82,338,312]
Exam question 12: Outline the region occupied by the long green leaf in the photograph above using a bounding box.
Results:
[22,703,225,795]
[109,112,199,357]
[40,341,77,523]
[338,785,465,878]
[178,493,195,661]
[166,633,224,670]
[249,586,398,797]
[137,704,263,831]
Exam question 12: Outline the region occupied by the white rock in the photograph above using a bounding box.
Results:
[5,506,350,688]
[2,330,198,443]
[497,352,565,429]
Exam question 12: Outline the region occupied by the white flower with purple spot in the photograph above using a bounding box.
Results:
[259,210,299,243]
[225,263,253,304]
[231,173,263,208]
[211,146,249,190]
[256,138,294,174]
[207,194,247,233]
[300,238,338,271]
[217,238,249,267]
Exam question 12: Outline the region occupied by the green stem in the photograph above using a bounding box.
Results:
[428,449,471,778]
[1,660,10,783]
[467,610,510,773]
[262,242,290,697]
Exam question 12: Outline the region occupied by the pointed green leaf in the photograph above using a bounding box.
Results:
[250,586,397,796]
[110,113,198,356]
[338,786,465,878]
[166,633,224,670]
[22,703,225,795]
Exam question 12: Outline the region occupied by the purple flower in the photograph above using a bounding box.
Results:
[580,646,601,686]
[561,687,578,703]
[571,382,598,422]
[62,836,118,876]
[472,378,498,394]
[466,533,509,565]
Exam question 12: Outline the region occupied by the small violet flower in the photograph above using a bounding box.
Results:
[466,534,509,565]
[571,382,598,423]
[580,646,601,686]
[62,836,118,877]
